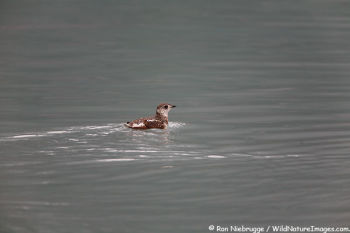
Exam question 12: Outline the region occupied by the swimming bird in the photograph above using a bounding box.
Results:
[125,103,176,129]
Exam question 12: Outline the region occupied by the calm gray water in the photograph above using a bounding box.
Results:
[1,1,350,232]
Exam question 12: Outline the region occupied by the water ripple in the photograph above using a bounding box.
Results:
[0,122,310,163]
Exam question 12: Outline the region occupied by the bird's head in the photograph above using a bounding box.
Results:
[156,103,176,117]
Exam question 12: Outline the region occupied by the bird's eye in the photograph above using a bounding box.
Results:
[164,105,168,109]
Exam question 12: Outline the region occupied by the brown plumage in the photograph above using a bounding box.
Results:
[125,103,176,129]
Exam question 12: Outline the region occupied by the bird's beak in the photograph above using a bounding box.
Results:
[171,105,176,108]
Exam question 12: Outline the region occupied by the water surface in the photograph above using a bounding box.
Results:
[1,1,350,232]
